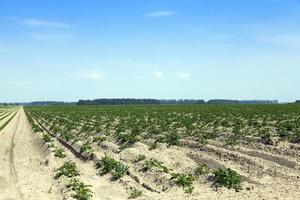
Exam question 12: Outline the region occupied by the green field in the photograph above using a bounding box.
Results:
[22,104,300,199]
[25,104,300,147]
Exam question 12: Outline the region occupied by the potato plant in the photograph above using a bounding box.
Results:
[25,104,300,151]
[55,161,80,179]
[96,155,129,180]
[67,179,93,200]
[213,168,243,191]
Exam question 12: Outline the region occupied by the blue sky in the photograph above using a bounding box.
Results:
[0,0,300,102]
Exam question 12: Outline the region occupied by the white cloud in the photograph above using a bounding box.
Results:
[20,18,70,28]
[72,70,106,80]
[154,71,163,79]
[145,11,174,18]
[30,33,72,41]
[2,16,70,28]
[177,72,191,79]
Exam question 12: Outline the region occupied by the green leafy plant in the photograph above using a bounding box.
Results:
[225,136,239,146]
[42,134,52,144]
[143,158,169,173]
[92,136,107,143]
[80,142,94,154]
[136,154,146,162]
[67,179,93,200]
[171,173,196,194]
[96,155,117,175]
[129,188,142,199]
[149,142,158,150]
[53,147,66,158]
[195,164,211,176]
[96,155,129,179]
[213,168,243,191]
[166,132,181,146]
[61,131,75,142]
[111,161,129,180]
[290,130,300,143]
[55,161,79,179]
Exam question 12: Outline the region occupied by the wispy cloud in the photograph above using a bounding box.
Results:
[30,33,72,41]
[2,16,70,28]
[20,18,70,28]
[177,72,191,79]
[72,70,106,80]
[154,71,163,79]
[145,11,174,18]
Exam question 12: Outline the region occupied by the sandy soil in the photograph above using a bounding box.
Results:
[91,140,300,200]
[0,108,62,200]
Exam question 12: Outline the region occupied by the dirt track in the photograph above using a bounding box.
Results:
[0,108,62,200]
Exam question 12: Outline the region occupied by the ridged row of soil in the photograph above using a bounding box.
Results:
[27,110,300,200]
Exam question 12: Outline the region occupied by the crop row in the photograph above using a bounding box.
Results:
[25,104,300,151]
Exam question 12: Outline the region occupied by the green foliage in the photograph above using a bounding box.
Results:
[260,129,271,141]
[129,188,142,199]
[225,136,239,146]
[42,134,52,144]
[80,142,94,154]
[171,173,196,194]
[32,124,43,133]
[55,161,79,179]
[136,154,146,162]
[96,155,116,175]
[116,132,139,145]
[92,136,107,143]
[290,130,300,143]
[111,161,130,180]
[195,164,211,176]
[26,104,300,153]
[213,168,243,191]
[166,132,181,146]
[143,158,169,173]
[149,142,158,150]
[67,179,93,200]
[61,131,75,142]
[53,147,66,158]
[96,155,129,179]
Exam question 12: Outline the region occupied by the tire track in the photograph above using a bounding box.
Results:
[8,111,24,199]
[9,112,21,179]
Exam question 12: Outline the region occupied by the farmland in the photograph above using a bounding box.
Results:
[19,104,300,199]
[0,106,19,131]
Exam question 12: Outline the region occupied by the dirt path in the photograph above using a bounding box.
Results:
[0,108,62,200]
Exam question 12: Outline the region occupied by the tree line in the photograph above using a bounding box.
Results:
[77,98,278,105]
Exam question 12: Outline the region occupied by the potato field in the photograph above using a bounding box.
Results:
[20,104,300,199]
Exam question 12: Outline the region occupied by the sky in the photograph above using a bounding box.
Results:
[0,0,300,102]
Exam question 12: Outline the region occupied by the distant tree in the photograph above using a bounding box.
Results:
[78,98,161,105]
[77,98,206,105]
[207,99,240,104]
